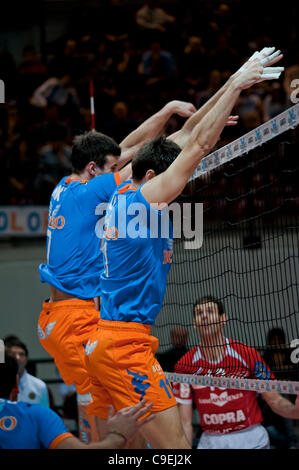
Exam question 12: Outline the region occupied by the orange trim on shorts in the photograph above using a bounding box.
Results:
[114,171,121,186]
[97,318,151,334]
[49,432,73,449]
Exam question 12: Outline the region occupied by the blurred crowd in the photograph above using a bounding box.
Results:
[0,0,298,205]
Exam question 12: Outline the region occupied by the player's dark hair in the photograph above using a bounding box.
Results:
[0,353,18,398]
[193,295,225,316]
[71,130,121,173]
[132,135,181,182]
[4,337,28,357]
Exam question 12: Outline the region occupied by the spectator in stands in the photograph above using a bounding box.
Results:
[4,337,50,408]
[196,69,222,108]
[180,36,207,93]
[6,138,37,204]
[2,105,21,152]
[156,326,188,373]
[34,125,72,203]
[136,0,176,35]
[103,101,137,143]
[48,39,83,80]
[138,40,176,89]
[30,71,80,111]
[17,45,47,99]
[114,40,141,95]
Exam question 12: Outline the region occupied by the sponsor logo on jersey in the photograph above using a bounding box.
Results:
[196,391,244,406]
[202,409,246,426]
[38,322,56,341]
[254,361,271,380]
[127,370,150,400]
[103,226,119,240]
[52,185,66,202]
[84,340,98,357]
[48,215,65,229]
[163,250,173,264]
[0,416,17,431]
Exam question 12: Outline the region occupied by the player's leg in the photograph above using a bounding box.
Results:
[38,299,100,443]
[85,322,191,449]
[140,405,190,449]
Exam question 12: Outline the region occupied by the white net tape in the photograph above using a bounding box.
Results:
[165,372,299,394]
[190,103,299,181]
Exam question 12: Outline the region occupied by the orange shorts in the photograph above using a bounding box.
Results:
[85,319,177,419]
[38,299,99,395]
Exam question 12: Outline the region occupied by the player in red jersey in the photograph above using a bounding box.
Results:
[173,296,299,449]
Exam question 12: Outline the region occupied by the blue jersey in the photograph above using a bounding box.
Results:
[39,173,120,299]
[0,399,71,449]
[100,182,173,325]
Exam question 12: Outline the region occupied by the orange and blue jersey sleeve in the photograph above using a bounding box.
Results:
[30,405,73,449]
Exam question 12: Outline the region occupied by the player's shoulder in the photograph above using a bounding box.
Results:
[227,338,260,356]
[0,399,38,419]
[174,346,200,372]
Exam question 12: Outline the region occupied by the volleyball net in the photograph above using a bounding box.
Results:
[153,103,299,394]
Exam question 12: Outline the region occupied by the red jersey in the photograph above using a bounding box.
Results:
[173,338,274,435]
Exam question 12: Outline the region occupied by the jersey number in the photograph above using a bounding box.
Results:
[159,378,174,399]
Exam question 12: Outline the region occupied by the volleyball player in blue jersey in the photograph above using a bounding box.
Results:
[0,354,153,449]
[84,52,285,448]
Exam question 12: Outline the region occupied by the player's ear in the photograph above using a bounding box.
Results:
[87,161,97,176]
[221,313,227,327]
[144,169,156,181]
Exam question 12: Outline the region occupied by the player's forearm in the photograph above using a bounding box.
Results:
[171,76,234,149]
[263,392,299,419]
[141,78,242,204]
[119,101,182,152]
[164,79,242,196]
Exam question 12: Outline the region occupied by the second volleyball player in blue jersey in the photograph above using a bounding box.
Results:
[84,50,285,448]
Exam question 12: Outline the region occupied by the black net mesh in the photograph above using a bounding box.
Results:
[153,126,299,385]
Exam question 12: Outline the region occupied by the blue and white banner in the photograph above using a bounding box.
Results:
[0,206,48,237]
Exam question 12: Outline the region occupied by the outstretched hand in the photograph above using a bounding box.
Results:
[237,46,284,83]
[107,399,154,444]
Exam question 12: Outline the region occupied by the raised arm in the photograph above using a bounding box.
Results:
[116,100,196,172]
[141,59,266,205]
[169,47,284,149]
[261,393,299,420]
